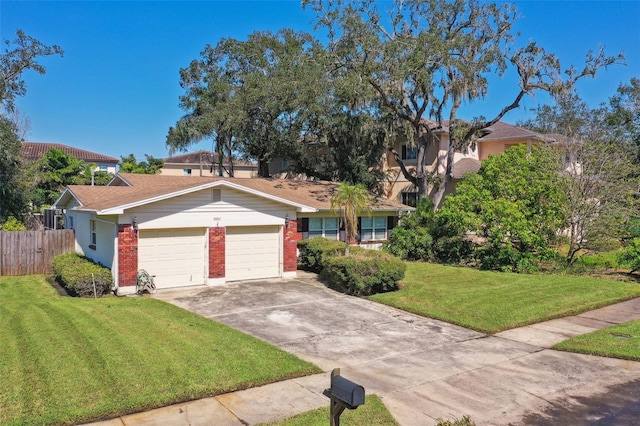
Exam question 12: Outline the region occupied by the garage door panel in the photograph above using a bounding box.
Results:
[138,228,206,289]
[226,226,280,281]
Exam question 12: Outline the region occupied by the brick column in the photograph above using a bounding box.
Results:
[283,219,301,273]
[208,227,225,279]
[118,224,138,288]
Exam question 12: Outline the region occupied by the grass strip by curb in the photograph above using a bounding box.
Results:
[553,320,640,361]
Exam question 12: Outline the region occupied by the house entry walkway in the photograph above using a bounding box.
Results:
[87,274,640,425]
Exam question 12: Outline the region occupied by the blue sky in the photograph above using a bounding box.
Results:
[2,1,639,161]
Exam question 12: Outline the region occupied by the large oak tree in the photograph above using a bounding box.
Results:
[303,0,623,207]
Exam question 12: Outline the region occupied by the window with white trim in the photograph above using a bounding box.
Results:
[66,215,74,230]
[308,217,339,240]
[361,216,387,241]
[183,168,192,176]
[90,220,97,247]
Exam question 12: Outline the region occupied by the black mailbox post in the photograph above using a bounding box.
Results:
[323,368,365,426]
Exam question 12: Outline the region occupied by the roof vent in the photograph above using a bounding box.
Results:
[212,189,222,202]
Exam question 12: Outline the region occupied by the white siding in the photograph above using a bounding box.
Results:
[73,212,117,268]
[127,187,293,230]
[226,226,280,281]
[138,228,206,288]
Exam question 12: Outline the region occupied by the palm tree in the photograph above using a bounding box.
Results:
[331,182,372,255]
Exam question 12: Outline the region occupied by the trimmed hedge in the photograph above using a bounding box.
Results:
[51,252,113,297]
[297,238,346,272]
[321,249,406,296]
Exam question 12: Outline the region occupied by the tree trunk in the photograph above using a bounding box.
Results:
[258,159,270,177]
[432,137,456,210]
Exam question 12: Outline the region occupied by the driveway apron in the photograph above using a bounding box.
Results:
[153,277,640,425]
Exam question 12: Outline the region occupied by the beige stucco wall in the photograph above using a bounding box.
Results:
[160,164,257,178]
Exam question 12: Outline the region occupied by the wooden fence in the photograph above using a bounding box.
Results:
[0,230,75,276]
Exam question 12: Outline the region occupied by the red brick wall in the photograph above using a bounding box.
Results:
[118,224,138,287]
[208,227,225,278]
[283,219,301,272]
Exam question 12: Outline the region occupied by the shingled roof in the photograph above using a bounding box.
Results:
[21,142,119,163]
[477,122,546,142]
[60,173,411,213]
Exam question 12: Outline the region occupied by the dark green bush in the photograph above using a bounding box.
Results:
[385,225,433,261]
[297,238,346,272]
[321,250,406,296]
[51,252,113,297]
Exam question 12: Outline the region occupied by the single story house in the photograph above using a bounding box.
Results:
[53,173,412,295]
[21,142,119,173]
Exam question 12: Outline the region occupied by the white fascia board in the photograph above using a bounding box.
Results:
[52,187,81,209]
[98,180,317,214]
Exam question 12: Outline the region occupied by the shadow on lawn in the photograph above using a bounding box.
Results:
[46,275,71,297]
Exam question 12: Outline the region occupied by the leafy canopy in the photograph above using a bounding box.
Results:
[1,30,63,112]
[304,0,623,204]
[437,144,566,271]
[119,154,163,174]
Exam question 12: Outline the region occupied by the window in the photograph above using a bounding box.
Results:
[401,144,417,160]
[401,192,419,207]
[90,220,97,248]
[98,165,108,172]
[361,216,387,241]
[66,215,74,230]
[308,217,339,240]
[183,168,192,176]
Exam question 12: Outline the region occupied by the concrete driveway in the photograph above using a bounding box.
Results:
[154,275,640,425]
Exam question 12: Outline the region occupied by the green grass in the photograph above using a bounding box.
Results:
[554,320,640,360]
[370,262,640,334]
[576,250,621,269]
[0,276,321,426]
[257,395,399,425]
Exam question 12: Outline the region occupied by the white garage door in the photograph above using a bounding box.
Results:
[226,226,280,281]
[138,228,206,289]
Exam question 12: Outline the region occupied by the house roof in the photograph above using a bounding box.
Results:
[451,158,481,179]
[164,150,257,169]
[21,142,119,164]
[477,122,546,142]
[57,173,411,214]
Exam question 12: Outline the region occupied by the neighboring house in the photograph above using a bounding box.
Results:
[53,173,411,294]
[21,142,119,173]
[160,150,258,178]
[385,121,557,206]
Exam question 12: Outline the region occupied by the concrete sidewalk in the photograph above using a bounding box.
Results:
[85,288,640,426]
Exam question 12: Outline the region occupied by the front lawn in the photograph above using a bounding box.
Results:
[554,320,640,361]
[370,262,640,334]
[258,395,399,425]
[0,276,321,426]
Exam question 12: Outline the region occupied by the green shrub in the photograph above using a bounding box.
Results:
[51,252,113,297]
[321,250,406,296]
[618,238,640,273]
[1,216,26,231]
[297,238,346,272]
[385,225,433,261]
